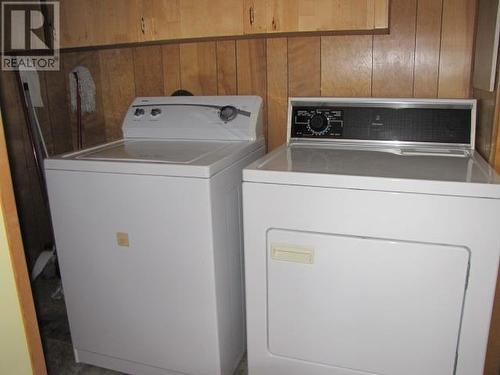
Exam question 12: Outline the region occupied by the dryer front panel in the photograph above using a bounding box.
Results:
[242,182,500,375]
[266,229,469,375]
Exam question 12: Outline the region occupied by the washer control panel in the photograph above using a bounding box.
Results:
[291,107,344,138]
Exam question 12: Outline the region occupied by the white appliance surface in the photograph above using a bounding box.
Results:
[244,144,500,198]
[243,97,500,375]
[46,139,261,178]
[267,229,468,375]
[45,96,265,375]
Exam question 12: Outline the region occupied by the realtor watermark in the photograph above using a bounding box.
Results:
[1,1,59,71]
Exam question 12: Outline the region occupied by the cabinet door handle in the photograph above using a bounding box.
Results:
[141,16,145,34]
[249,6,255,25]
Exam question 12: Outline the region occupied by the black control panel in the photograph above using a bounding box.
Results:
[292,107,344,138]
[290,104,472,144]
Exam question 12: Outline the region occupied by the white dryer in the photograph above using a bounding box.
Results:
[45,96,265,375]
[242,98,500,375]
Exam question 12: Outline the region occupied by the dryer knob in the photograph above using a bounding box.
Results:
[307,114,330,135]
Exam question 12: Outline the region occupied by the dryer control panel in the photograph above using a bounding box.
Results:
[291,107,344,138]
[289,99,474,145]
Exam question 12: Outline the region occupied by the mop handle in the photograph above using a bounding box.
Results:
[73,72,83,150]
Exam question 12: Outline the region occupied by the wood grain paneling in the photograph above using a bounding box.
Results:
[34,73,54,155]
[236,39,267,95]
[266,38,288,150]
[99,49,136,141]
[60,0,142,48]
[133,45,164,96]
[179,42,218,95]
[42,71,72,154]
[438,0,476,98]
[373,0,417,97]
[237,39,268,137]
[288,37,320,96]
[162,44,182,95]
[414,0,443,98]
[474,88,496,160]
[321,35,372,97]
[144,0,244,41]
[216,41,238,95]
[374,0,390,29]
[493,93,500,172]
[141,0,182,42]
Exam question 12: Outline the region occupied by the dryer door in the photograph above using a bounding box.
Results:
[266,229,469,375]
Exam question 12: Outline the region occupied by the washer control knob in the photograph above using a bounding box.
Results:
[151,108,162,117]
[219,105,238,122]
[134,107,145,117]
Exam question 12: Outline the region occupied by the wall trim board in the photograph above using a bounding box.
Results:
[0,109,46,374]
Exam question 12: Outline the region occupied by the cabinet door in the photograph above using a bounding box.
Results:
[244,0,389,34]
[60,0,142,48]
[142,0,244,42]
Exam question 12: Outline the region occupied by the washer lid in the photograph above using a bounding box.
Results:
[243,144,500,198]
[45,138,263,178]
[75,140,229,163]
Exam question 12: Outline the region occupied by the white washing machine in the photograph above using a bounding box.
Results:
[242,97,500,375]
[45,96,265,375]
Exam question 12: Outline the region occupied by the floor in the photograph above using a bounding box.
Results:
[33,277,248,375]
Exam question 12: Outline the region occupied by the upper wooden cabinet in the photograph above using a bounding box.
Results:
[58,0,389,49]
[60,0,143,48]
[140,0,245,42]
[244,0,390,34]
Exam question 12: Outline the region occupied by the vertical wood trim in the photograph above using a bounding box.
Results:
[216,41,238,95]
[373,0,417,97]
[288,36,321,96]
[179,42,218,95]
[413,0,443,98]
[0,110,47,375]
[99,48,136,141]
[236,39,268,139]
[438,0,476,98]
[321,35,373,97]
[133,45,164,96]
[266,38,288,150]
[162,44,182,96]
